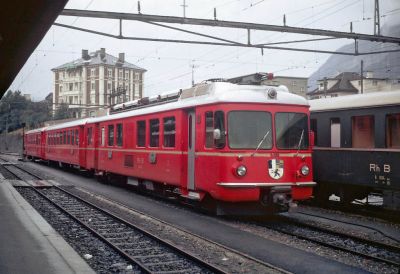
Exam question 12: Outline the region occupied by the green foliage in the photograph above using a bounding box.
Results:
[54,102,74,120]
[0,90,52,132]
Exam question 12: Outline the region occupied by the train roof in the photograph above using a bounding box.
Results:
[309,90,400,112]
[89,82,308,123]
[25,126,48,134]
[45,118,91,131]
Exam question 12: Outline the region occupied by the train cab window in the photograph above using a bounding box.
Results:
[228,111,272,149]
[101,127,105,146]
[276,113,309,149]
[116,123,123,147]
[330,118,341,147]
[205,112,214,148]
[108,125,115,146]
[150,119,160,147]
[386,113,400,148]
[352,115,374,148]
[87,127,92,145]
[163,117,176,147]
[75,129,79,145]
[214,111,226,149]
[137,121,146,147]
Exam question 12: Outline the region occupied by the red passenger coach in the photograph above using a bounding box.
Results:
[24,81,316,215]
[44,119,88,168]
[24,127,47,160]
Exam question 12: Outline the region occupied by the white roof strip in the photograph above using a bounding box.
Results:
[309,90,400,112]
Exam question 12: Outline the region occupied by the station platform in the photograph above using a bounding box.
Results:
[0,180,94,274]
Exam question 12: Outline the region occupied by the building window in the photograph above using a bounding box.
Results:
[137,121,146,147]
[352,116,374,148]
[74,82,78,90]
[59,86,63,93]
[163,117,175,147]
[116,123,123,147]
[108,69,112,78]
[91,81,95,91]
[119,70,123,78]
[372,80,378,86]
[125,71,129,79]
[292,81,296,86]
[330,118,341,147]
[107,82,112,91]
[135,73,139,80]
[108,125,114,146]
[386,113,400,148]
[150,119,159,147]
[91,68,95,77]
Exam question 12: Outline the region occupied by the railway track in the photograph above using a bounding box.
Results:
[261,216,400,268]
[2,164,227,274]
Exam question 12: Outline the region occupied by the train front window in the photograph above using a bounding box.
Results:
[276,113,309,149]
[228,111,272,149]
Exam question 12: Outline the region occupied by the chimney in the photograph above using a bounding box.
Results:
[118,53,125,63]
[82,49,89,60]
[100,48,106,59]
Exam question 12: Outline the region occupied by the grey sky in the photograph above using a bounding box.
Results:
[8,0,400,100]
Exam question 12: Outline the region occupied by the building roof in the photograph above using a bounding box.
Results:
[52,50,146,71]
[309,90,400,112]
[309,72,359,95]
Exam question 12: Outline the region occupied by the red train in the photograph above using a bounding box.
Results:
[24,82,316,215]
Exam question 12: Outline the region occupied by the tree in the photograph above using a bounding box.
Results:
[54,102,73,120]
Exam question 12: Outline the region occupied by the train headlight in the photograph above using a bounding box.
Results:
[236,165,247,177]
[300,165,310,176]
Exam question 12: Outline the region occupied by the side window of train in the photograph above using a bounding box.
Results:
[75,129,79,145]
[205,112,214,148]
[87,127,92,145]
[150,119,160,147]
[214,111,226,149]
[108,125,115,146]
[352,115,374,148]
[386,113,400,148]
[330,118,341,147]
[163,117,176,147]
[101,127,105,146]
[310,119,318,146]
[71,130,75,145]
[63,131,66,144]
[116,123,123,147]
[67,130,70,144]
[137,120,146,147]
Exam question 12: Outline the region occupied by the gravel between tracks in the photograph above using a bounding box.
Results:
[62,185,285,274]
[16,187,141,274]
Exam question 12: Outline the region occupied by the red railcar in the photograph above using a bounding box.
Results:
[24,127,47,160]
[24,82,315,214]
[44,120,88,167]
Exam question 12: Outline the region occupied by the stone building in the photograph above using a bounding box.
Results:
[308,72,400,99]
[228,73,308,98]
[52,48,146,118]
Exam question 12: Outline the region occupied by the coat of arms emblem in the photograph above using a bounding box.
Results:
[268,159,284,179]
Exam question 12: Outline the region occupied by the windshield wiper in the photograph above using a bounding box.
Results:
[295,129,304,157]
[251,130,270,157]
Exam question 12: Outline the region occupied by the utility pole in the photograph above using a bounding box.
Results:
[360,60,364,94]
[191,63,195,86]
[323,77,327,98]
[181,0,188,18]
[374,0,380,35]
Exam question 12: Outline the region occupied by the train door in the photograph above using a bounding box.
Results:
[187,110,196,190]
[94,123,100,170]
[79,126,86,168]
